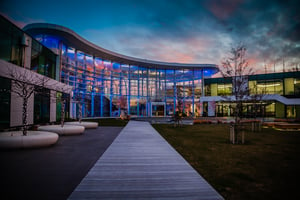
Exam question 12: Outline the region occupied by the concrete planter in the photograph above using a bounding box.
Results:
[0,131,59,149]
[38,125,85,135]
[64,121,98,129]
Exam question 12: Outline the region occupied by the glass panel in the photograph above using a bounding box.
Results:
[34,88,50,124]
[0,77,10,129]
[294,78,300,96]
[257,80,283,95]
[217,83,232,95]
[95,57,104,75]
[67,47,75,64]
[86,54,94,72]
[0,16,23,66]
[286,105,296,118]
[31,39,56,79]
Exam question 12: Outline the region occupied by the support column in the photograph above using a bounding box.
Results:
[50,90,57,122]
[192,70,195,117]
[201,69,205,117]
[91,92,94,117]
[110,65,113,116]
[128,65,131,115]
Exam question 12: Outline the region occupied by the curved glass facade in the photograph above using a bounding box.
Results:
[27,28,218,118]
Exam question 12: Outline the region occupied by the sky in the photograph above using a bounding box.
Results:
[1,0,300,75]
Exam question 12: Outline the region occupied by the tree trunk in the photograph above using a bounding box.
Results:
[61,100,65,127]
[22,97,28,136]
[78,103,82,123]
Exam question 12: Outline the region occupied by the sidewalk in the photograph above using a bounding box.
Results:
[68,121,224,199]
[0,126,122,200]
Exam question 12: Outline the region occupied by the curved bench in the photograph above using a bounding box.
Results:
[0,131,59,149]
[38,125,85,135]
[64,121,98,129]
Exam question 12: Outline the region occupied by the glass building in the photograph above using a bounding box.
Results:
[1,15,299,130]
[24,23,219,118]
[202,72,300,118]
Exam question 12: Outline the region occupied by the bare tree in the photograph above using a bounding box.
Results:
[174,85,183,127]
[5,67,50,135]
[72,91,84,123]
[219,44,254,143]
[50,86,72,127]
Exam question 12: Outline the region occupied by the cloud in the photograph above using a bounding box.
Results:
[83,25,232,65]
[204,0,244,21]
[65,0,300,73]
[2,0,300,74]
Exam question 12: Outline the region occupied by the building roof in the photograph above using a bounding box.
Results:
[24,23,218,70]
[204,71,300,84]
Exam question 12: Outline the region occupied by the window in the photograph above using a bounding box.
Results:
[34,88,50,124]
[31,39,56,79]
[0,77,10,129]
[294,78,300,96]
[256,80,283,95]
[217,83,232,95]
[0,16,23,66]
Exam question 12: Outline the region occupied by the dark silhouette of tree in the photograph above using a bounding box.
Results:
[51,86,72,127]
[174,85,183,127]
[5,67,50,135]
[73,91,84,123]
[219,44,254,143]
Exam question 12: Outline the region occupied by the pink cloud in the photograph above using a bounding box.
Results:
[205,0,243,20]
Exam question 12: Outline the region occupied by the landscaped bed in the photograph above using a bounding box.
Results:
[153,123,300,200]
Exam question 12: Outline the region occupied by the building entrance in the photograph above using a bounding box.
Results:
[151,102,165,116]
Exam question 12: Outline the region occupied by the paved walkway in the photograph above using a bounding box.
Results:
[68,121,224,199]
[0,126,122,200]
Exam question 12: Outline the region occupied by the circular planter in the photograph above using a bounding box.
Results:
[0,131,59,149]
[64,121,98,129]
[37,125,85,135]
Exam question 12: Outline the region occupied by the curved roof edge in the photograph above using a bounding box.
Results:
[24,23,218,70]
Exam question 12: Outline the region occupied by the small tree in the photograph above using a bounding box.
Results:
[51,87,72,127]
[174,85,183,127]
[73,91,84,123]
[119,95,128,120]
[219,44,254,143]
[5,67,50,135]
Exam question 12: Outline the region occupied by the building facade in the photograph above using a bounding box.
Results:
[1,16,299,131]
[202,72,300,119]
[0,16,72,129]
[24,23,218,118]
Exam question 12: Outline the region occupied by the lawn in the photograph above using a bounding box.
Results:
[152,124,300,200]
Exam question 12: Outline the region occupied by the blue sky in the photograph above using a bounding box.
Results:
[1,0,300,74]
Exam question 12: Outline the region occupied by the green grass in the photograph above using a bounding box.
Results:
[153,124,300,200]
[83,118,128,126]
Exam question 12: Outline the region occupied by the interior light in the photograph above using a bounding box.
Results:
[257,83,281,87]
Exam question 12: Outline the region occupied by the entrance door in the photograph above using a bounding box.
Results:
[151,102,165,116]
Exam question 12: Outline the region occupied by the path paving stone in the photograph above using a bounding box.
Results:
[68,121,224,200]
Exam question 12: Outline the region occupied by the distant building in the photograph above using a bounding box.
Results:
[202,72,300,118]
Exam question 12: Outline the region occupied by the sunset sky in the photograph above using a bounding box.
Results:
[1,0,300,74]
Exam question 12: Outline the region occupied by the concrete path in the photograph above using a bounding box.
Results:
[0,126,122,200]
[68,121,224,199]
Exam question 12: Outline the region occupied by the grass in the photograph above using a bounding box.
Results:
[82,118,128,126]
[152,124,300,200]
